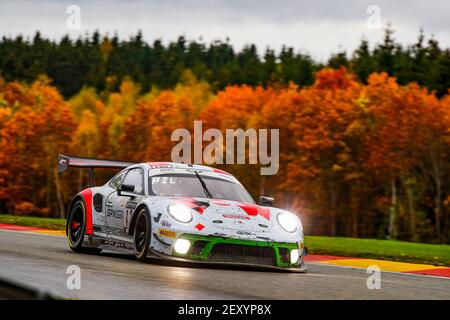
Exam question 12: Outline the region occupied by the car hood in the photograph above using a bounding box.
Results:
[167,196,277,240]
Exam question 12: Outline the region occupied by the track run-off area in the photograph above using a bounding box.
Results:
[0,225,449,299]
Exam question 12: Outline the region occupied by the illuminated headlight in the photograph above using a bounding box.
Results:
[168,204,193,223]
[290,249,299,264]
[174,239,191,254]
[276,212,298,233]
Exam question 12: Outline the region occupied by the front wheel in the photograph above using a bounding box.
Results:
[67,199,102,255]
[134,208,151,262]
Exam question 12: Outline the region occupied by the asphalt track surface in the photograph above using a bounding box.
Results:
[1,230,449,299]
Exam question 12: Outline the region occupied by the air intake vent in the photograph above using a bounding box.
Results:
[209,243,275,266]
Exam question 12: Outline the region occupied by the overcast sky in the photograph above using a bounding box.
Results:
[0,0,449,60]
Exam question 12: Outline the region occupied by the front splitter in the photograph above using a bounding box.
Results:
[147,249,307,273]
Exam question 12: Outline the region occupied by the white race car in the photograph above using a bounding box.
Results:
[58,155,306,271]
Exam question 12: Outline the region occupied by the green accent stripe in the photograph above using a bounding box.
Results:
[173,234,299,267]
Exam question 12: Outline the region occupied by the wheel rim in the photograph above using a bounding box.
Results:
[135,213,147,254]
[70,207,83,243]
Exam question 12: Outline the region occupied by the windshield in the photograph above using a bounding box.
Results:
[149,173,255,203]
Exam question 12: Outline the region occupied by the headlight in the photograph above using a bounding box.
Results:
[167,204,193,223]
[174,239,191,254]
[277,212,298,233]
[290,249,299,264]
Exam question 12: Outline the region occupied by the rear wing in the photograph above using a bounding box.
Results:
[57,154,135,187]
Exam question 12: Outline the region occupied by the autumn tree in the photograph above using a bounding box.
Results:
[0,79,75,217]
[285,68,364,236]
[200,85,276,197]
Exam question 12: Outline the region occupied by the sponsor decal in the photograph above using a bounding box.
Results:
[237,230,255,236]
[158,168,175,172]
[101,239,115,247]
[161,220,172,228]
[114,210,123,218]
[107,208,123,218]
[100,239,133,250]
[159,229,177,238]
[222,214,250,220]
[126,201,137,209]
[148,162,174,169]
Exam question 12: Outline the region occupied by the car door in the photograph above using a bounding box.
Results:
[106,167,145,237]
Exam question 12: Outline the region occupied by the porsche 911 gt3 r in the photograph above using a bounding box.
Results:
[58,155,307,271]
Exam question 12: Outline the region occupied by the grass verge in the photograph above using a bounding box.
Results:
[305,235,450,267]
[0,214,66,230]
[1,214,449,266]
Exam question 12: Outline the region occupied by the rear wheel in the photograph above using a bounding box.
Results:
[67,200,102,254]
[134,208,151,261]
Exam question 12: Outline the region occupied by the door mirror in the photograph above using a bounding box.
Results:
[259,196,274,207]
[117,183,135,196]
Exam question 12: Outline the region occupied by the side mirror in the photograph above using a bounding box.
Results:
[259,196,274,207]
[117,183,135,196]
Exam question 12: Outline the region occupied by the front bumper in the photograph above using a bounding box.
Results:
[158,234,306,271]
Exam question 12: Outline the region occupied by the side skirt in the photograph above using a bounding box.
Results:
[83,232,135,254]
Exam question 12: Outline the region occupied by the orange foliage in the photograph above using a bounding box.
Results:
[119,90,196,162]
[0,80,75,217]
[0,70,449,242]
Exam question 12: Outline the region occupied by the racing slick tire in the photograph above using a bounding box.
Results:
[133,207,151,262]
[67,199,102,255]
